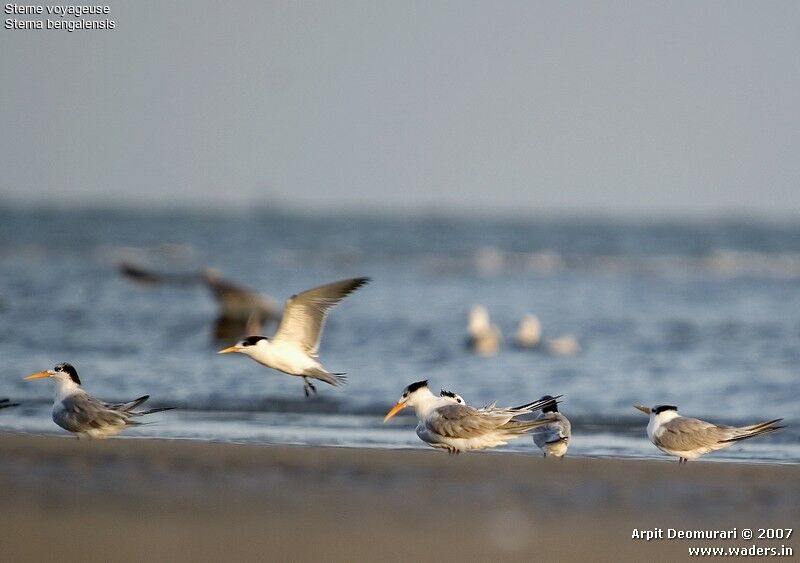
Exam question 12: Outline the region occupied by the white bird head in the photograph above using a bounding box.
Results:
[218,335,269,356]
[25,362,81,385]
[439,389,465,405]
[634,404,678,420]
[383,380,436,421]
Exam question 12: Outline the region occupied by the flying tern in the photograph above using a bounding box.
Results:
[531,395,571,458]
[25,363,173,439]
[384,380,556,454]
[634,404,784,463]
[218,277,370,396]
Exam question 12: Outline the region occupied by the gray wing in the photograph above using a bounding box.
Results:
[654,417,732,451]
[56,394,132,433]
[272,277,369,355]
[426,404,514,438]
[533,413,570,447]
[104,395,149,412]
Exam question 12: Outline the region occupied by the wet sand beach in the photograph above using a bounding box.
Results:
[1,434,797,562]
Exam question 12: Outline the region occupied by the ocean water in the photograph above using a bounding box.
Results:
[0,207,798,462]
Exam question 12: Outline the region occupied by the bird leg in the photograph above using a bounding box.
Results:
[303,378,317,397]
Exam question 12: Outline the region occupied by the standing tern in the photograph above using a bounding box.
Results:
[218,277,370,396]
[531,395,571,458]
[24,363,173,439]
[0,398,19,409]
[384,380,556,454]
[634,404,784,463]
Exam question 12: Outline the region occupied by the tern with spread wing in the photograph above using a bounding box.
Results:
[384,380,556,454]
[218,277,370,396]
[25,363,173,439]
[634,404,784,463]
[531,395,571,458]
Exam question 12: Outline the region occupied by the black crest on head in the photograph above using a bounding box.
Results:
[404,380,428,395]
[440,389,457,399]
[55,362,80,385]
[653,405,678,414]
[241,336,268,346]
[540,395,559,413]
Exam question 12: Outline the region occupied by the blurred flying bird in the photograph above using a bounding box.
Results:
[634,404,784,463]
[218,277,370,397]
[119,261,281,342]
[24,363,173,439]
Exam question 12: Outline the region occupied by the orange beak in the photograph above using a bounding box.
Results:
[383,401,407,422]
[633,404,651,414]
[25,370,52,381]
[217,346,240,354]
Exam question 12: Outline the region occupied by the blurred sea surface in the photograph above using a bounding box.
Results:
[1,207,798,462]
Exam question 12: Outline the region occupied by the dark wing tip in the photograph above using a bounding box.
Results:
[344,277,370,294]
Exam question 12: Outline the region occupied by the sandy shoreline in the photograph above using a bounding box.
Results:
[1,433,797,561]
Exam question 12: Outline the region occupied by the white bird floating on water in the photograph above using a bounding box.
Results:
[24,363,172,439]
[514,314,542,349]
[466,305,502,356]
[513,313,581,356]
[218,277,370,397]
[384,380,556,454]
[545,335,581,356]
[634,404,784,463]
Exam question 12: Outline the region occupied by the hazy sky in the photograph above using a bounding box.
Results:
[1,1,799,216]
